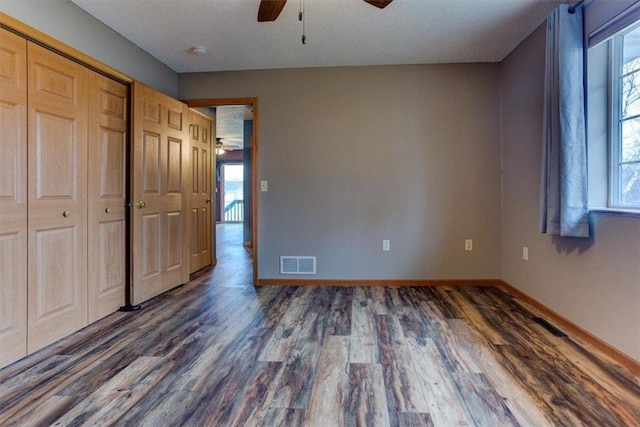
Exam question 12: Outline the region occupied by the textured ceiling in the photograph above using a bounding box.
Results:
[216,105,253,149]
[70,0,561,73]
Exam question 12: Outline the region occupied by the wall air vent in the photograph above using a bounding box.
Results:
[280,256,317,275]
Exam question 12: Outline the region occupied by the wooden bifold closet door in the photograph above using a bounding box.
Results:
[0,27,28,366]
[26,42,89,352]
[0,29,129,365]
[88,73,128,323]
[131,82,190,305]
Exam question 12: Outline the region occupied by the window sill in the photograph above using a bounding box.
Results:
[589,207,640,218]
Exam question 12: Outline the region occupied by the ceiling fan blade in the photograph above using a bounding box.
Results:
[258,0,287,22]
[363,0,393,9]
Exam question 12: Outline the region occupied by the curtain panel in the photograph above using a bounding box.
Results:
[540,4,590,238]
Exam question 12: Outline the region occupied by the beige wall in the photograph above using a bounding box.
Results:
[500,24,640,361]
[180,64,502,280]
[0,0,177,97]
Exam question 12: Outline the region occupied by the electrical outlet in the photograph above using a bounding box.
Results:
[465,239,473,251]
[522,246,529,261]
[383,239,390,251]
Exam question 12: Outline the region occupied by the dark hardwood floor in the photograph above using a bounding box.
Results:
[1,223,639,426]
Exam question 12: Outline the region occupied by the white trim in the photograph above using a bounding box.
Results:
[608,23,640,209]
[610,35,622,207]
[589,207,640,217]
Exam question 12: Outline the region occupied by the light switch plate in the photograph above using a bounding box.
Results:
[260,180,268,192]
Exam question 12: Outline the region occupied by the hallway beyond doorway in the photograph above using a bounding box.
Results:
[208,223,253,286]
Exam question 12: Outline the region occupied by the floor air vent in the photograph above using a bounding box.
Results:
[280,256,316,275]
[532,317,567,337]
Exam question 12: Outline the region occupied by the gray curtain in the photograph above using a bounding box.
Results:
[540,4,590,238]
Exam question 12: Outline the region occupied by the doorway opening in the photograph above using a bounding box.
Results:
[185,98,258,285]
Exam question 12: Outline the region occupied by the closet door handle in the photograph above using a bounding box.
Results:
[105,208,111,213]
[63,211,71,217]
[206,199,212,204]
[136,201,147,209]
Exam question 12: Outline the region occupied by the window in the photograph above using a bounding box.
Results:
[611,24,640,208]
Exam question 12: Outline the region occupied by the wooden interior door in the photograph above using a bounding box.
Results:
[0,28,28,366]
[189,109,213,273]
[26,42,88,352]
[131,82,189,305]
[88,73,128,322]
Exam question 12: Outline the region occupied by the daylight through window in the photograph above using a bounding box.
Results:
[612,24,640,208]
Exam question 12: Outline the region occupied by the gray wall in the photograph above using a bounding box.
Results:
[500,24,640,361]
[0,0,177,97]
[180,64,502,280]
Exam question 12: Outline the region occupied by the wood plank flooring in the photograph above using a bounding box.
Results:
[1,224,639,426]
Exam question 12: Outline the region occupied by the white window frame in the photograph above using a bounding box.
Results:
[609,23,640,210]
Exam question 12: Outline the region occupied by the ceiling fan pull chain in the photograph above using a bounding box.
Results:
[300,0,306,44]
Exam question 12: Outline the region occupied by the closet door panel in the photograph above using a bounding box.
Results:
[27,42,88,352]
[88,73,127,322]
[34,113,76,198]
[34,227,77,315]
[0,28,27,367]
